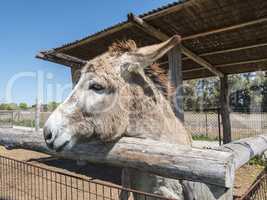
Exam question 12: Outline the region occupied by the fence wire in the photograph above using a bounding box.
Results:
[185,110,267,141]
[184,110,220,140]
[239,171,267,200]
[1,110,267,141]
[0,112,13,128]
[0,155,172,200]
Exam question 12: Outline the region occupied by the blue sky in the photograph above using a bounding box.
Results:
[0,0,175,105]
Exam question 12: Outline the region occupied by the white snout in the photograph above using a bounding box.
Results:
[43,109,76,151]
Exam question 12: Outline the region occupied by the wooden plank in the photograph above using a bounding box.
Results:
[168,45,184,122]
[178,57,267,74]
[36,51,87,68]
[183,17,267,41]
[35,98,40,132]
[215,58,267,68]
[71,67,81,86]
[0,128,235,188]
[128,13,224,78]
[220,75,232,144]
[0,129,267,190]
[181,46,224,77]
[217,134,267,169]
[183,42,267,60]
[183,67,204,73]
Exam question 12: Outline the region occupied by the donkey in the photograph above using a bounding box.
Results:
[43,36,215,200]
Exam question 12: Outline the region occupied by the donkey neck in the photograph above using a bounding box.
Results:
[126,86,191,145]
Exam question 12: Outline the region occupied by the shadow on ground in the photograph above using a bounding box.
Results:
[26,156,122,185]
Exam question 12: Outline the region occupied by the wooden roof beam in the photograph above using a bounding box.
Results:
[36,51,87,68]
[128,13,224,78]
[181,46,224,77]
[183,42,267,61]
[183,17,267,41]
[216,57,267,68]
[182,57,267,73]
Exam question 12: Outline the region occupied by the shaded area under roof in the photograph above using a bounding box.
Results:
[37,0,267,80]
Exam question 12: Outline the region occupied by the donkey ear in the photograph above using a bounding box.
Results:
[131,35,181,66]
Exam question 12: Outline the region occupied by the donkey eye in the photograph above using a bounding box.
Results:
[89,83,105,91]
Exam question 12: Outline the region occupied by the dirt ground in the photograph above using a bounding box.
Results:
[0,146,265,199]
[234,164,265,198]
[0,146,122,185]
[0,146,125,200]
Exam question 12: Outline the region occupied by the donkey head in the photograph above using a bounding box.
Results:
[43,35,186,151]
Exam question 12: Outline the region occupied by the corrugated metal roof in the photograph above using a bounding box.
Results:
[54,1,182,51]
[139,1,182,18]
[54,21,129,51]
[38,0,267,80]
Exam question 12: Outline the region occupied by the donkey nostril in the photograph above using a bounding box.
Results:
[44,128,53,142]
[46,132,52,140]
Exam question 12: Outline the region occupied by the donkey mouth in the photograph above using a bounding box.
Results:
[55,140,70,152]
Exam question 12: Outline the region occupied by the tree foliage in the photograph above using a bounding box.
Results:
[19,102,28,110]
[0,103,18,110]
[0,71,266,113]
[183,71,267,112]
[47,101,60,111]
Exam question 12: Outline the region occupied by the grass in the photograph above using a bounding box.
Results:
[13,119,34,127]
[12,120,45,128]
[192,134,218,141]
[249,155,267,166]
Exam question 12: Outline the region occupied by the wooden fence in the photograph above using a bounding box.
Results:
[0,128,266,199]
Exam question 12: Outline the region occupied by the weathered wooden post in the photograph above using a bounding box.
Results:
[220,75,232,144]
[168,44,184,122]
[35,97,40,132]
[71,67,81,87]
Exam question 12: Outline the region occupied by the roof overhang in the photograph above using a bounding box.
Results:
[37,0,267,80]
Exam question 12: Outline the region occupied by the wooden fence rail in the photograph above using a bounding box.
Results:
[0,128,266,199]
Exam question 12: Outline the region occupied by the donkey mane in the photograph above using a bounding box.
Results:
[109,40,174,97]
[108,39,137,55]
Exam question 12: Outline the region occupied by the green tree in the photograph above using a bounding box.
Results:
[6,103,18,110]
[48,101,60,111]
[0,103,19,110]
[19,102,28,110]
[0,103,8,110]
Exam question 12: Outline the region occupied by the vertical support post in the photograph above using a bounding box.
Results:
[168,44,184,122]
[11,111,14,128]
[35,98,40,132]
[205,112,208,137]
[71,67,81,87]
[218,109,222,146]
[220,75,232,144]
[120,168,131,200]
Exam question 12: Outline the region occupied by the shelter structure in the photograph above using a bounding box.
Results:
[37,0,267,143]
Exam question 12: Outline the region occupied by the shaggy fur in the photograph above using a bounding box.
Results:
[109,39,137,56]
[109,40,174,97]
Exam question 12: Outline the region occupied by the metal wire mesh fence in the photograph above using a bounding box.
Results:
[0,155,172,200]
[12,111,51,128]
[184,109,221,141]
[2,109,267,142]
[0,112,13,128]
[238,171,267,200]
[230,112,267,140]
[184,110,267,141]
